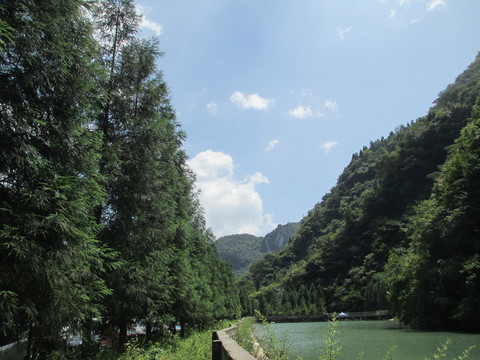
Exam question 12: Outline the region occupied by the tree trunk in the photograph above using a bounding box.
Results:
[145,321,152,342]
[26,325,33,360]
[118,317,127,349]
[180,320,185,338]
[81,317,93,357]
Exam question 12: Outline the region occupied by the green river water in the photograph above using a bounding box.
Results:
[255,320,480,359]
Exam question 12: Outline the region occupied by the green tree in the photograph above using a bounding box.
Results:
[386,111,480,330]
[0,0,110,357]
[93,0,241,342]
[95,30,182,348]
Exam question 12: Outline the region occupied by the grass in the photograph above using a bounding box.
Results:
[46,320,233,360]
[118,320,233,360]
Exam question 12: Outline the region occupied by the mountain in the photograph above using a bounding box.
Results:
[216,234,263,277]
[241,52,480,331]
[216,222,300,276]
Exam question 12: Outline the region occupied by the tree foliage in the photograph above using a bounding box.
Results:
[386,111,480,330]
[0,0,111,357]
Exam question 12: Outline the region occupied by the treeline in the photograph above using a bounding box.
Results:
[240,53,480,331]
[0,1,240,358]
[256,283,327,317]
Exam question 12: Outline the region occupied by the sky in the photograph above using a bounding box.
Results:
[134,0,480,238]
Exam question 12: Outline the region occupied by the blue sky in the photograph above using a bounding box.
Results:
[134,0,480,238]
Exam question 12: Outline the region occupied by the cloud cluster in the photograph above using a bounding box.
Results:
[136,5,163,36]
[379,0,446,22]
[324,100,338,111]
[266,139,279,151]
[289,104,314,119]
[287,97,338,119]
[337,26,352,40]
[206,102,219,114]
[230,91,274,110]
[322,141,339,153]
[427,0,446,12]
[188,150,275,238]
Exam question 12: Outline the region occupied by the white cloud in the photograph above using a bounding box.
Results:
[324,100,338,111]
[410,17,422,23]
[427,0,446,11]
[136,5,163,36]
[206,102,219,114]
[141,18,163,36]
[389,9,396,19]
[266,139,279,151]
[337,26,352,40]
[230,91,274,110]
[322,141,339,153]
[289,104,313,119]
[188,150,275,238]
[300,88,313,97]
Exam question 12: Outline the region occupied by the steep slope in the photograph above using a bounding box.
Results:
[386,113,480,330]
[243,52,480,327]
[261,223,301,253]
[216,223,300,276]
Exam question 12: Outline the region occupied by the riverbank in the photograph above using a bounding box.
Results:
[265,310,391,323]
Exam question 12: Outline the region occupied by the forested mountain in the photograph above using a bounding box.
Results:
[0,1,239,358]
[241,53,480,331]
[216,222,300,276]
[216,234,264,276]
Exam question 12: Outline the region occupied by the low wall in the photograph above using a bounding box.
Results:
[212,323,256,360]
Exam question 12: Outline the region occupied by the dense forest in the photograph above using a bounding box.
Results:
[216,222,300,276]
[0,1,240,358]
[1,0,479,358]
[239,52,480,332]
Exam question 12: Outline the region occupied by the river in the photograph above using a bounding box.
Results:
[255,320,480,359]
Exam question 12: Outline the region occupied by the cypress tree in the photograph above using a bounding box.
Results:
[0,1,109,357]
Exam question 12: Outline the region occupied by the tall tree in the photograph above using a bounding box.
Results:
[0,0,110,357]
[93,0,192,345]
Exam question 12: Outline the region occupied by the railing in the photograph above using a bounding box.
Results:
[212,322,256,360]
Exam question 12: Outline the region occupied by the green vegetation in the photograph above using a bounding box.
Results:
[385,114,480,331]
[254,311,291,360]
[318,316,342,360]
[0,0,239,358]
[116,320,232,360]
[238,317,258,356]
[240,52,480,331]
[216,234,265,277]
[44,320,231,360]
[216,222,300,277]
[1,0,480,357]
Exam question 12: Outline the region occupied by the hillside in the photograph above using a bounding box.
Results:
[241,53,480,331]
[216,222,300,276]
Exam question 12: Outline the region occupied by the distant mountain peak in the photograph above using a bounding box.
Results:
[215,222,300,276]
